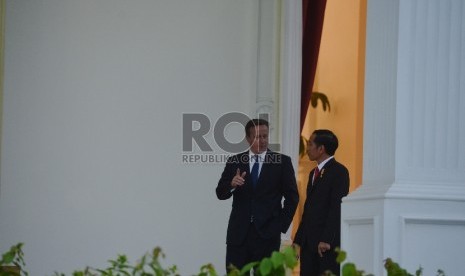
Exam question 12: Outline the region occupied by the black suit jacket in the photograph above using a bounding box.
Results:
[216,150,299,246]
[294,158,349,251]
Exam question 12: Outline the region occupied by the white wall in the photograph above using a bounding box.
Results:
[0,0,265,274]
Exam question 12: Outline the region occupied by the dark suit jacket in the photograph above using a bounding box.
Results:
[216,150,299,246]
[294,158,349,251]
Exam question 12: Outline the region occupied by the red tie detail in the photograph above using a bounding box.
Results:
[313,167,320,183]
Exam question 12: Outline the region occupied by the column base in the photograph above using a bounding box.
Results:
[341,182,465,275]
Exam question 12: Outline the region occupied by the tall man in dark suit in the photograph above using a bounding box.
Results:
[216,118,299,271]
[294,129,350,276]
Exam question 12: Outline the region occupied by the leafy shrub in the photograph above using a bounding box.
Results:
[0,243,446,276]
[0,243,297,276]
[0,243,27,276]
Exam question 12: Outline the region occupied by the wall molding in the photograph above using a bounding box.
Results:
[399,215,465,262]
[341,215,381,275]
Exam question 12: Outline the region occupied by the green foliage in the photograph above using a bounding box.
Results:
[384,258,414,276]
[1,243,447,276]
[0,243,28,276]
[1,243,297,276]
[226,246,297,276]
[335,248,368,276]
[335,248,446,276]
[53,246,181,276]
[300,91,331,158]
[310,91,331,112]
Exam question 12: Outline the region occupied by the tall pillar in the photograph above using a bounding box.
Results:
[255,0,281,142]
[342,0,465,275]
[0,0,4,176]
[252,0,302,244]
[280,0,301,243]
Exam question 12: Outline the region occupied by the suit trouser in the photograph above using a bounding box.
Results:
[226,223,280,271]
[300,245,339,276]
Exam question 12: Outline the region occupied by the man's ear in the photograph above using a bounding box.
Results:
[319,145,326,154]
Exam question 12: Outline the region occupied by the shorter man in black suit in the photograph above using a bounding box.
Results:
[216,119,299,271]
[294,129,350,276]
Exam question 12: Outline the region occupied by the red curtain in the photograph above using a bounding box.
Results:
[300,0,327,131]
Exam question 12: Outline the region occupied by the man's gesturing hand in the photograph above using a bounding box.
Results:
[231,168,246,188]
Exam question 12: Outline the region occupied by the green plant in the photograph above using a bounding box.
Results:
[1,243,447,276]
[52,247,181,276]
[310,91,331,112]
[300,91,331,158]
[336,248,372,276]
[0,243,28,276]
[335,248,446,276]
[0,243,295,276]
[227,246,298,276]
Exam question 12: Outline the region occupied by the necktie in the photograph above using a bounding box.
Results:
[313,167,320,184]
[251,155,259,188]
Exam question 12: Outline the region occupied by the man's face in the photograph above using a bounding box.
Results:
[306,134,324,161]
[246,125,269,154]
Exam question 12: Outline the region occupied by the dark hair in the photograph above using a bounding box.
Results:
[245,119,269,137]
[312,129,338,155]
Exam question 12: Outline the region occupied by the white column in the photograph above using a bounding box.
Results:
[254,0,302,166]
[342,0,465,275]
[280,0,301,167]
[255,0,280,143]
[253,0,301,244]
[280,0,301,243]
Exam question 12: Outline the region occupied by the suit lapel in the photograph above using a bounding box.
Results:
[237,152,255,191]
[310,158,336,191]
